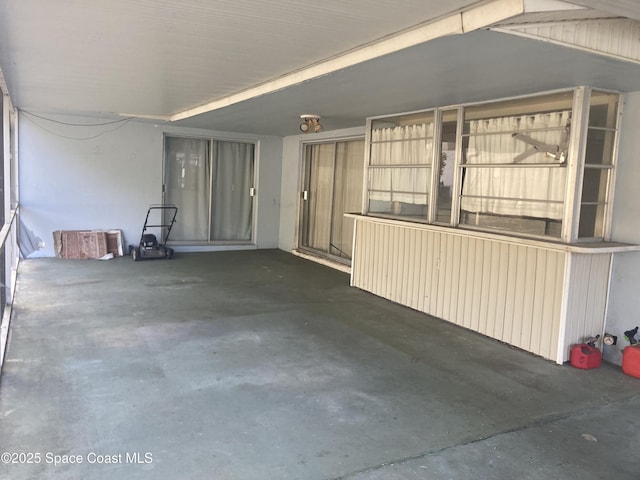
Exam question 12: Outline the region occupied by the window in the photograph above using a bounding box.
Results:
[368,111,434,220]
[579,91,618,239]
[459,91,573,238]
[434,109,459,224]
[364,88,620,242]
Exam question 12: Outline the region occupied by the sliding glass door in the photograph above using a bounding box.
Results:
[164,136,255,244]
[300,139,364,263]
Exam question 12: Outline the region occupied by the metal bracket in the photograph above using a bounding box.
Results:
[512,132,567,164]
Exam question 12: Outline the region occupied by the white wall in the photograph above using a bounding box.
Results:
[19,113,282,257]
[605,91,640,364]
[278,126,365,252]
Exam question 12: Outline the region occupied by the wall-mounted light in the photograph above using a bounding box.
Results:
[300,114,323,133]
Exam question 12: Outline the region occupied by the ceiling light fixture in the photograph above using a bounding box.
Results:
[300,114,323,133]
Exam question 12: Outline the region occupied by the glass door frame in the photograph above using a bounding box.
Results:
[162,133,257,246]
[297,136,365,266]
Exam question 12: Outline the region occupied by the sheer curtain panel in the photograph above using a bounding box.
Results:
[164,137,210,241]
[210,141,255,242]
[461,111,570,220]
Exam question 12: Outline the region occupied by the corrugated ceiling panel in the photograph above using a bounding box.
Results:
[570,0,640,22]
[498,19,640,62]
[494,9,617,26]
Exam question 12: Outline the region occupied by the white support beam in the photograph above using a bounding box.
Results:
[166,0,529,123]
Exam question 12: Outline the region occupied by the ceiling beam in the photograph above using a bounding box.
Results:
[163,0,528,123]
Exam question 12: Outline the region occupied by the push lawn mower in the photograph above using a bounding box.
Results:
[130,205,178,261]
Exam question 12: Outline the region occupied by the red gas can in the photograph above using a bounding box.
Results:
[622,345,640,379]
[570,344,602,369]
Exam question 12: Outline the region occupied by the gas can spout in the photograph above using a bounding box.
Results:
[624,327,638,345]
[585,335,600,347]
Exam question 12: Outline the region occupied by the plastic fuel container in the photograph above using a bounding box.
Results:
[622,345,640,379]
[570,344,602,369]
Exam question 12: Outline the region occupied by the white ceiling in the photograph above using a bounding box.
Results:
[0,0,476,115]
[1,0,640,136]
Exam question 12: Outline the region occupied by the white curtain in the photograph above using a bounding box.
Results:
[164,137,210,241]
[210,141,254,241]
[461,111,570,220]
[369,123,433,204]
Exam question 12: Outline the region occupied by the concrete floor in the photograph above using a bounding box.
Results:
[0,250,639,480]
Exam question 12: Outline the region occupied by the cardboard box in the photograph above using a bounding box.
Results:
[53,230,124,259]
[105,230,124,257]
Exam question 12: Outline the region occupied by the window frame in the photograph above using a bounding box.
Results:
[365,111,435,222]
[363,87,622,243]
[298,136,366,264]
